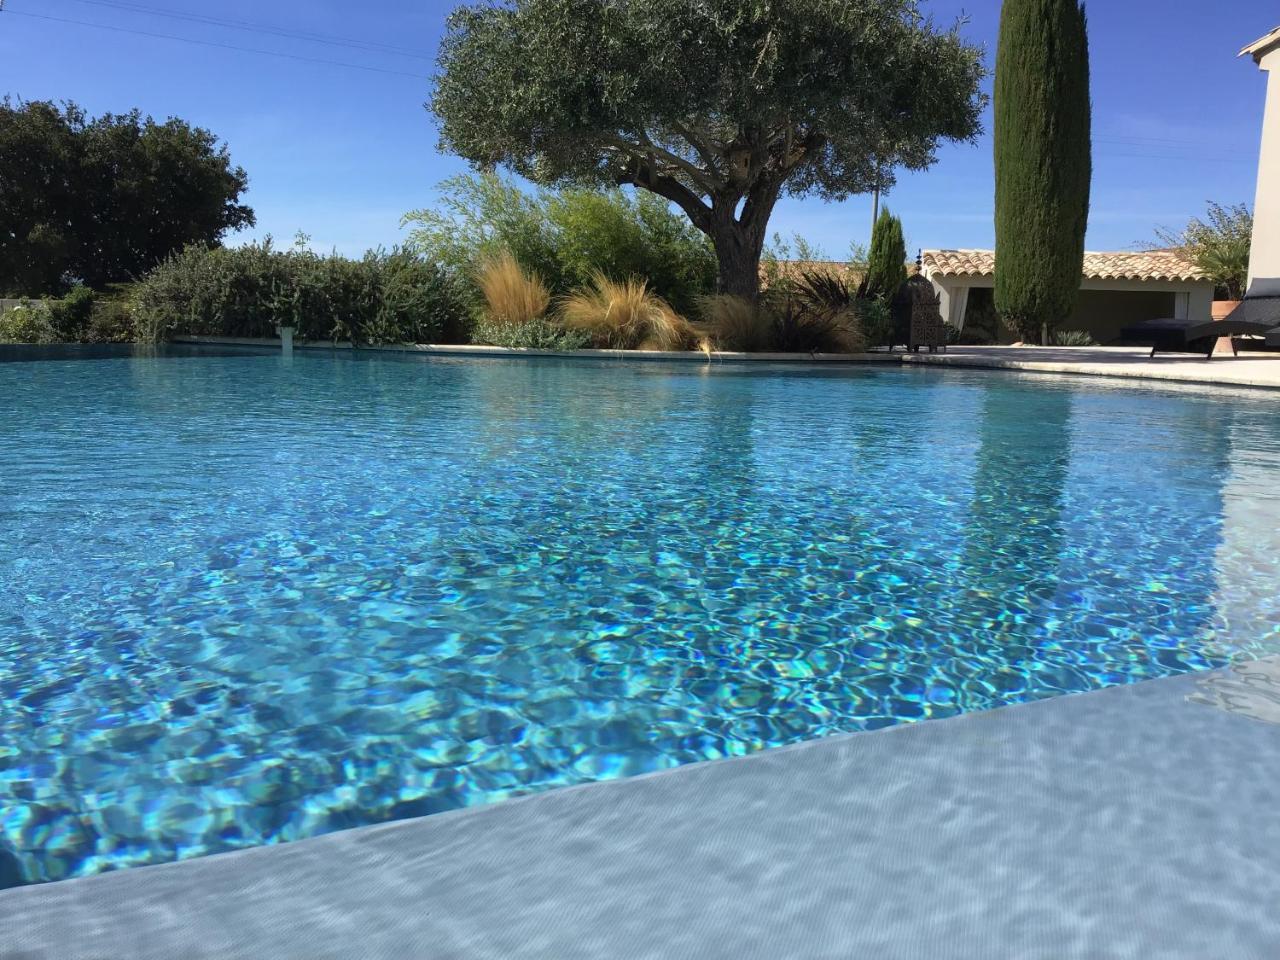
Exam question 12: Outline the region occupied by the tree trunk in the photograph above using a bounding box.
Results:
[708,215,767,302]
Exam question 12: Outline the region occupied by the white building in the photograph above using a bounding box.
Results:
[920,249,1213,344]
[1242,27,1280,297]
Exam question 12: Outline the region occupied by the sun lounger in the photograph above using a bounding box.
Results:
[1119,315,1278,359]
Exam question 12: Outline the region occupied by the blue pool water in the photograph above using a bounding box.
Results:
[2,350,1279,886]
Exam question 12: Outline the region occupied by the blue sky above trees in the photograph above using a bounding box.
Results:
[2,0,1274,258]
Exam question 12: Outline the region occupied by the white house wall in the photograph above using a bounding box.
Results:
[1248,45,1280,296]
[927,275,1213,331]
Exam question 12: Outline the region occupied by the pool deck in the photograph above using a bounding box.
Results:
[3,660,1279,959]
[901,345,1280,390]
[170,337,1280,391]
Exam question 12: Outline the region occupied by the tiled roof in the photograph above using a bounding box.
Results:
[761,259,920,285]
[763,259,857,279]
[920,249,1207,283]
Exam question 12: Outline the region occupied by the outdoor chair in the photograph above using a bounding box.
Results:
[890,275,948,353]
[1119,315,1279,359]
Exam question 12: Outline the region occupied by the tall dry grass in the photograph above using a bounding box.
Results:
[697,295,773,352]
[699,293,863,354]
[476,251,551,325]
[560,273,696,350]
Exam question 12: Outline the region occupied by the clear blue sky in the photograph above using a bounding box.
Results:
[2,0,1274,259]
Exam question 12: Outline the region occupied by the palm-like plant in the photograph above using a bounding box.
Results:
[1152,202,1252,301]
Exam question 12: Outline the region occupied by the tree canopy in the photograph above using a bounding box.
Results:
[0,99,254,295]
[432,0,985,299]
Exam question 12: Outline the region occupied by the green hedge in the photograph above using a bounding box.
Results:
[132,241,470,345]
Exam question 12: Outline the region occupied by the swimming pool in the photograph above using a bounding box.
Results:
[3,350,1278,885]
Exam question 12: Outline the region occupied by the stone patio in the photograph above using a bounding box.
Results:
[3,661,1279,960]
[901,345,1280,390]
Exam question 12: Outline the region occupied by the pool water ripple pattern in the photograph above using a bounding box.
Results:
[1,351,1278,885]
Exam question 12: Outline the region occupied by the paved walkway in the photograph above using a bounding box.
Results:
[902,345,1280,390]
[3,662,1279,960]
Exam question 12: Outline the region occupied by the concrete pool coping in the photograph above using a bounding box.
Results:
[169,337,1280,391]
[169,335,898,365]
[3,661,1279,959]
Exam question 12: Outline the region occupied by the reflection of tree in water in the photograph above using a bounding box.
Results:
[961,383,1073,673]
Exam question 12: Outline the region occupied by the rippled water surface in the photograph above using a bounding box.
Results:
[3,350,1279,885]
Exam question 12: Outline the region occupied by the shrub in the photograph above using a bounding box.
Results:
[475,252,551,326]
[131,241,468,344]
[0,300,57,343]
[769,295,861,353]
[43,284,96,340]
[86,302,135,343]
[795,270,856,315]
[699,295,775,352]
[471,316,590,350]
[403,173,717,315]
[700,294,862,353]
[854,297,893,349]
[1151,202,1252,301]
[1053,329,1096,346]
[560,273,696,350]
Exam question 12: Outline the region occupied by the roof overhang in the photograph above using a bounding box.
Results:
[919,249,1208,285]
[1240,26,1280,64]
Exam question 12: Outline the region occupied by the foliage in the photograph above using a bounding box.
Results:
[131,241,468,344]
[699,293,862,353]
[475,251,552,326]
[0,301,56,344]
[471,316,590,349]
[767,294,860,353]
[861,208,907,301]
[795,270,856,315]
[993,0,1092,342]
[561,273,696,350]
[1053,329,1096,346]
[403,173,716,315]
[0,98,254,296]
[1150,202,1252,301]
[855,297,894,349]
[951,288,1007,344]
[760,235,866,301]
[43,285,97,341]
[433,0,986,299]
[699,296,775,352]
[85,302,137,343]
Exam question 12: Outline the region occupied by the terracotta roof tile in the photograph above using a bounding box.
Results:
[920,248,1207,283]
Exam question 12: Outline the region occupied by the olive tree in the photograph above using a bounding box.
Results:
[432,0,985,300]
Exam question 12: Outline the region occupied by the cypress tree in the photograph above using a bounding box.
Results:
[863,208,907,302]
[994,0,1091,344]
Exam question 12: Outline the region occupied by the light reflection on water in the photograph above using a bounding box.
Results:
[1,351,1278,885]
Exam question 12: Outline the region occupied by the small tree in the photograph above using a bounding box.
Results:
[993,0,1091,343]
[861,208,907,301]
[432,0,985,301]
[1151,202,1252,301]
